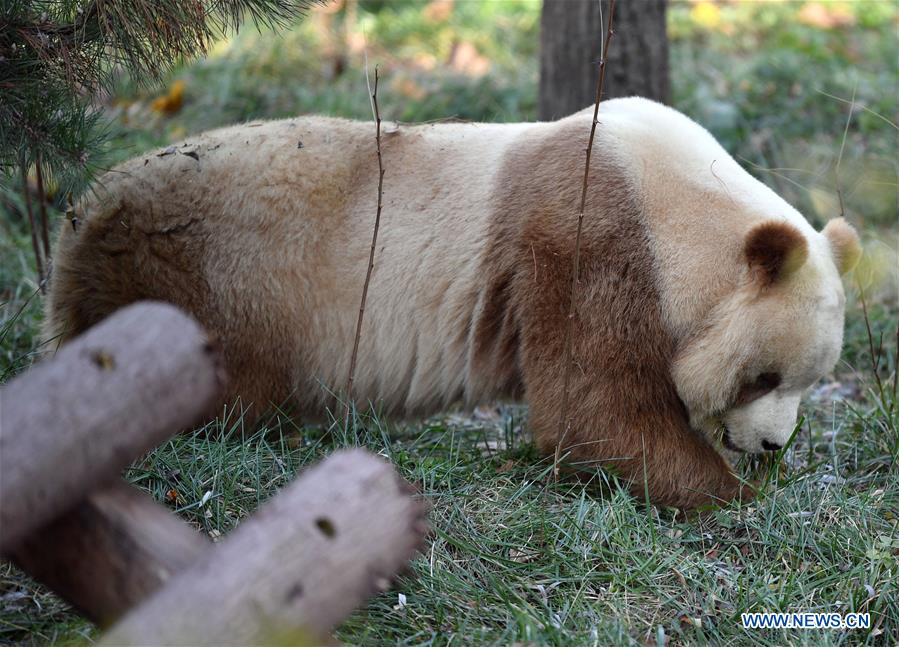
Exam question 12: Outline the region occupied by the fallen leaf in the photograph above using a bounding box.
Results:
[690,2,720,30]
[797,2,856,29]
[448,41,490,77]
[679,614,702,628]
[151,80,186,115]
[509,548,538,563]
[423,0,453,23]
[497,459,517,473]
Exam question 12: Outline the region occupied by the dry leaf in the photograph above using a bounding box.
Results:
[151,80,186,115]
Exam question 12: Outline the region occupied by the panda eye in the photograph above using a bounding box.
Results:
[735,372,781,406]
[754,372,781,390]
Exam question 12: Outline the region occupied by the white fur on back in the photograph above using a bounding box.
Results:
[305,120,536,412]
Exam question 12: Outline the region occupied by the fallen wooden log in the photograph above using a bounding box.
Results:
[9,482,209,628]
[0,301,225,553]
[101,449,428,646]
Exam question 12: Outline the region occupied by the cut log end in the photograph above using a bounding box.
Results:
[0,301,225,553]
[101,449,428,646]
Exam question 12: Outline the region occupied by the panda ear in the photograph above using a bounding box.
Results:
[822,217,862,275]
[744,221,808,286]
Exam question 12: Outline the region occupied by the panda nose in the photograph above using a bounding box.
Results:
[761,439,783,452]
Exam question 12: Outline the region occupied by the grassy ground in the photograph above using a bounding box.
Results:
[2,1,898,645]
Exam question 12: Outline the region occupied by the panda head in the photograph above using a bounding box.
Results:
[672,217,861,454]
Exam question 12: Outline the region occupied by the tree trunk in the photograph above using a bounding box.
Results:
[539,0,670,120]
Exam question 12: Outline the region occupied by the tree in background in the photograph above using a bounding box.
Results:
[539,0,669,120]
[0,0,315,287]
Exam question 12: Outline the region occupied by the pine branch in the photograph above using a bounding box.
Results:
[21,162,45,290]
[1,1,315,91]
[0,0,319,285]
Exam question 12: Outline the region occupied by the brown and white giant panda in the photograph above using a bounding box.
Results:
[44,97,861,509]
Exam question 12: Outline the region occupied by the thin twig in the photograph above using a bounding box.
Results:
[891,323,898,421]
[21,163,45,290]
[344,66,385,430]
[834,81,856,219]
[554,0,616,481]
[857,281,887,413]
[817,89,899,132]
[35,152,51,291]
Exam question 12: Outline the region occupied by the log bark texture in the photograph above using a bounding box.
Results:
[0,301,225,552]
[101,449,428,646]
[538,0,669,120]
[9,482,209,628]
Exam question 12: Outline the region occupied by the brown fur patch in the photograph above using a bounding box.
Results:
[467,270,522,402]
[480,119,745,508]
[744,221,808,286]
[45,165,299,413]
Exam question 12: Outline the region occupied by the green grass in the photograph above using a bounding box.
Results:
[2,1,898,645]
[3,311,895,645]
[0,220,44,383]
